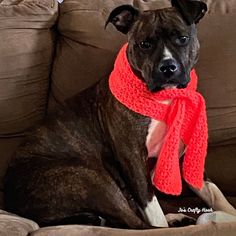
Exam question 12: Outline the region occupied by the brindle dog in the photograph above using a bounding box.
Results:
[4,0,236,229]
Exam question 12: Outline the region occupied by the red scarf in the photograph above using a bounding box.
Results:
[109,43,208,195]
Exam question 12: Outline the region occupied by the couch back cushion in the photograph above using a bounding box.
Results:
[51,0,132,103]
[0,0,57,135]
[197,0,236,145]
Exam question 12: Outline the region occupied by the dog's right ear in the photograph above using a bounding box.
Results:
[171,0,207,25]
[105,5,139,34]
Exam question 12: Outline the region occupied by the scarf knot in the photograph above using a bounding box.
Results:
[109,43,208,195]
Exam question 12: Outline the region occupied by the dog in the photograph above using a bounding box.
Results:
[4,0,236,229]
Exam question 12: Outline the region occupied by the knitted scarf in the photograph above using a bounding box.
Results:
[109,43,208,195]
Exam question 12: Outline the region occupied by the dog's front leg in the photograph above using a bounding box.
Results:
[103,142,168,227]
[188,180,236,216]
[106,125,168,226]
[116,152,168,227]
[104,95,169,227]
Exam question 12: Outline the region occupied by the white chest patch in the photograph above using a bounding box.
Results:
[145,100,171,158]
[146,118,186,158]
[146,118,186,188]
[145,119,167,158]
[145,97,185,159]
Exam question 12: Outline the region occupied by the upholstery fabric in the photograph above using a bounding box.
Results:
[0,210,39,236]
[197,8,236,145]
[195,0,236,195]
[0,0,58,134]
[29,223,236,236]
[51,0,132,102]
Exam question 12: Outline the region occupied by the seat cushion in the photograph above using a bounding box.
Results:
[29,222,236,236]
[0,209,39,236]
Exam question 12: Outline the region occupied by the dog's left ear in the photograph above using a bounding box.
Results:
[171,0,207,25]
[105,5,139,34]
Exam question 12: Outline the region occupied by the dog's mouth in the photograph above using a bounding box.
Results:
[136,68,189,92]
[147,78,189,92]
[161,83,178,90]
[147,83,179,92]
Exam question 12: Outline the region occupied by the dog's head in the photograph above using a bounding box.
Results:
[106,0,207,92]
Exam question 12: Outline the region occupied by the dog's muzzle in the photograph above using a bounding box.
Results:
[148,59,186,91]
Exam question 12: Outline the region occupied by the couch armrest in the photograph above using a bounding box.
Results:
[0,210,39,236]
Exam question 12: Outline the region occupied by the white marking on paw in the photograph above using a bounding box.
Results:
[144,195,168,227]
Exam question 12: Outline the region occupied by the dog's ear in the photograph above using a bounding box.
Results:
[105,5,139,34]
[171,0,207,25]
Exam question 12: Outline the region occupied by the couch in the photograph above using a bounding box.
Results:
[0,0,236,235]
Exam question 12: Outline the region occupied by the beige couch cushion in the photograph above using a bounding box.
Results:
[197,0,236,145]
[0,0,57,134]
[0,210,39,236]
[205,145,236,196]
[194,0,236,196]
[51,0,132,103]
[29,223,236,236]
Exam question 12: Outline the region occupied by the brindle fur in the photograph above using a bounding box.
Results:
[4,79,152,228]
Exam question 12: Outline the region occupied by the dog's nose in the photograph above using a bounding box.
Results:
[159,59,178,77]
[160,64,177,73]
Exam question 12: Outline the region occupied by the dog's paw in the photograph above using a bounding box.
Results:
[165,213,196,227]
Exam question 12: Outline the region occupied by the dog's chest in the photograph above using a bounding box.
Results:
[145,118,186,160]
[144,99,185,159]
[145,119,167,158]
[145,99,171,158]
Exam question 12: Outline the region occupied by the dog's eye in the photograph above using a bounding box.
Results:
[175,36,189,46]
[139,40,153,50]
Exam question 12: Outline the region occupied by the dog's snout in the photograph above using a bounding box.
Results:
[158,59,178,77]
